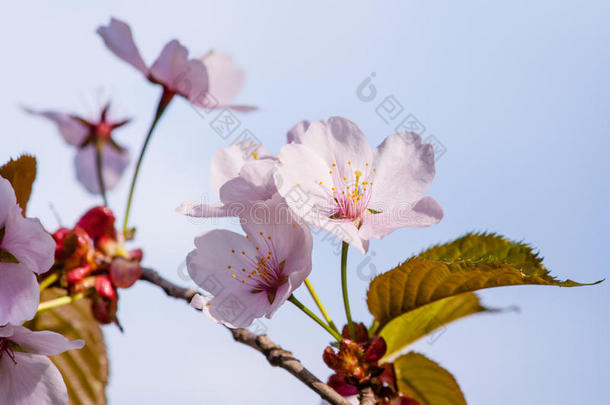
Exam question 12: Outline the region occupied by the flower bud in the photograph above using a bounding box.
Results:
[76,206,117,242]
[94,275,117,300]
[91,294,118,325]
[66,264,92,284]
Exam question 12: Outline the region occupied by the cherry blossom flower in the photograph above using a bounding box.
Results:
[274,117,444,253]
[0,323,84,405]
[0,178,55,325]
[178,140,276,218]
[25,104,130,194]
[187,195,312,328]
[97,17,252,110]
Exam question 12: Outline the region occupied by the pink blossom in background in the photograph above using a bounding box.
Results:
[0,178,55,325]
[275,117,444,253]
[97,17,253,110]
[187,195,312,328]
[25,104,130,194]
[0,323,84,405]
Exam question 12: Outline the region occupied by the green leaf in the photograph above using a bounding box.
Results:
[0,248,20,263]
[367,233,602,327]
[394,352,466,405]
[26,288,108,405]
[378,293,496,362]
[0,155,37,215]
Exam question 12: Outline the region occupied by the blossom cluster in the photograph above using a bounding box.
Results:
[182,116,443,328]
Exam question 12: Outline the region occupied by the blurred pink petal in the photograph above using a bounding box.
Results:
[201,51,245,107]
[96,17,148,75]
[149,40,209,103]
[8,325,84,356]
[24,108,89,146]
[0,325,84,405]
[0,264,39,325]
[74,143,130,194]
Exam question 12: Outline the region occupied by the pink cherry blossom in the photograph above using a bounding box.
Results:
[97,18,252,110]
[187,195,312,328]
[25,104,130,194]
[177,140,276,218]
[275,117,444,253]
[0,323,84,405]
[0,178,55,325]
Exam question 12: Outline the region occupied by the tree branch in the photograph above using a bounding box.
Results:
[138,267,351,405]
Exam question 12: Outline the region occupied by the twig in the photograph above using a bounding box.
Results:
[138,267,351,405]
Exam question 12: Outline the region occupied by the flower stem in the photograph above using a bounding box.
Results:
[39,273,59,291]
[95,138,108,206]
[122,88,175,235]
[37,291,87,313]
[304,278,339,333]
[288,295,342,342]
[341,242,355,340]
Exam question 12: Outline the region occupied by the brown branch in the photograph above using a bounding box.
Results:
[358,387,376,405]
[138,267,351,405]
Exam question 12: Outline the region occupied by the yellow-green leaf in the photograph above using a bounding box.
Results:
[0,155,37,214]
[418,232,545,273]
[367,257,599,327]
[26,288,108,405]
[378,293,495,362]
[394,352,466,405]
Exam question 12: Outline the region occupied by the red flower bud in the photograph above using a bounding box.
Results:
[327,374,358,396]
[91,294,118,325]
[76,206,117,242]
[53,226,92,264]
[66,264,92,284]
[128,248,143,262]
[342,322,370,344]
[94,275,117,300]
[364,336,387,362]
[109,257,141,289]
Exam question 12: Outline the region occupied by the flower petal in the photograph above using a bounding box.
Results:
[359,196,444,240]
[219,160,277,204]
[369,132,436,209]
[176,201,241,218]
[240,195,313,282]
[74,143,130,194]
[9,326,84,356]
[149,40,209,103]
[286,120,310,143]
[209,141,273,199]
[96,18,148,75]
[201,51,245,107]
[0,324,15,337]
[0,177,17,226]
[0,264,39,326]
[187,229,268,328]
[296,117,373,169]
[275,143,368,252]
[0,352,68,405]
[24,108,89,146]
[2,205,55,274]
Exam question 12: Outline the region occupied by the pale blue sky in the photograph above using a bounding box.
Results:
[2,1,609,404]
